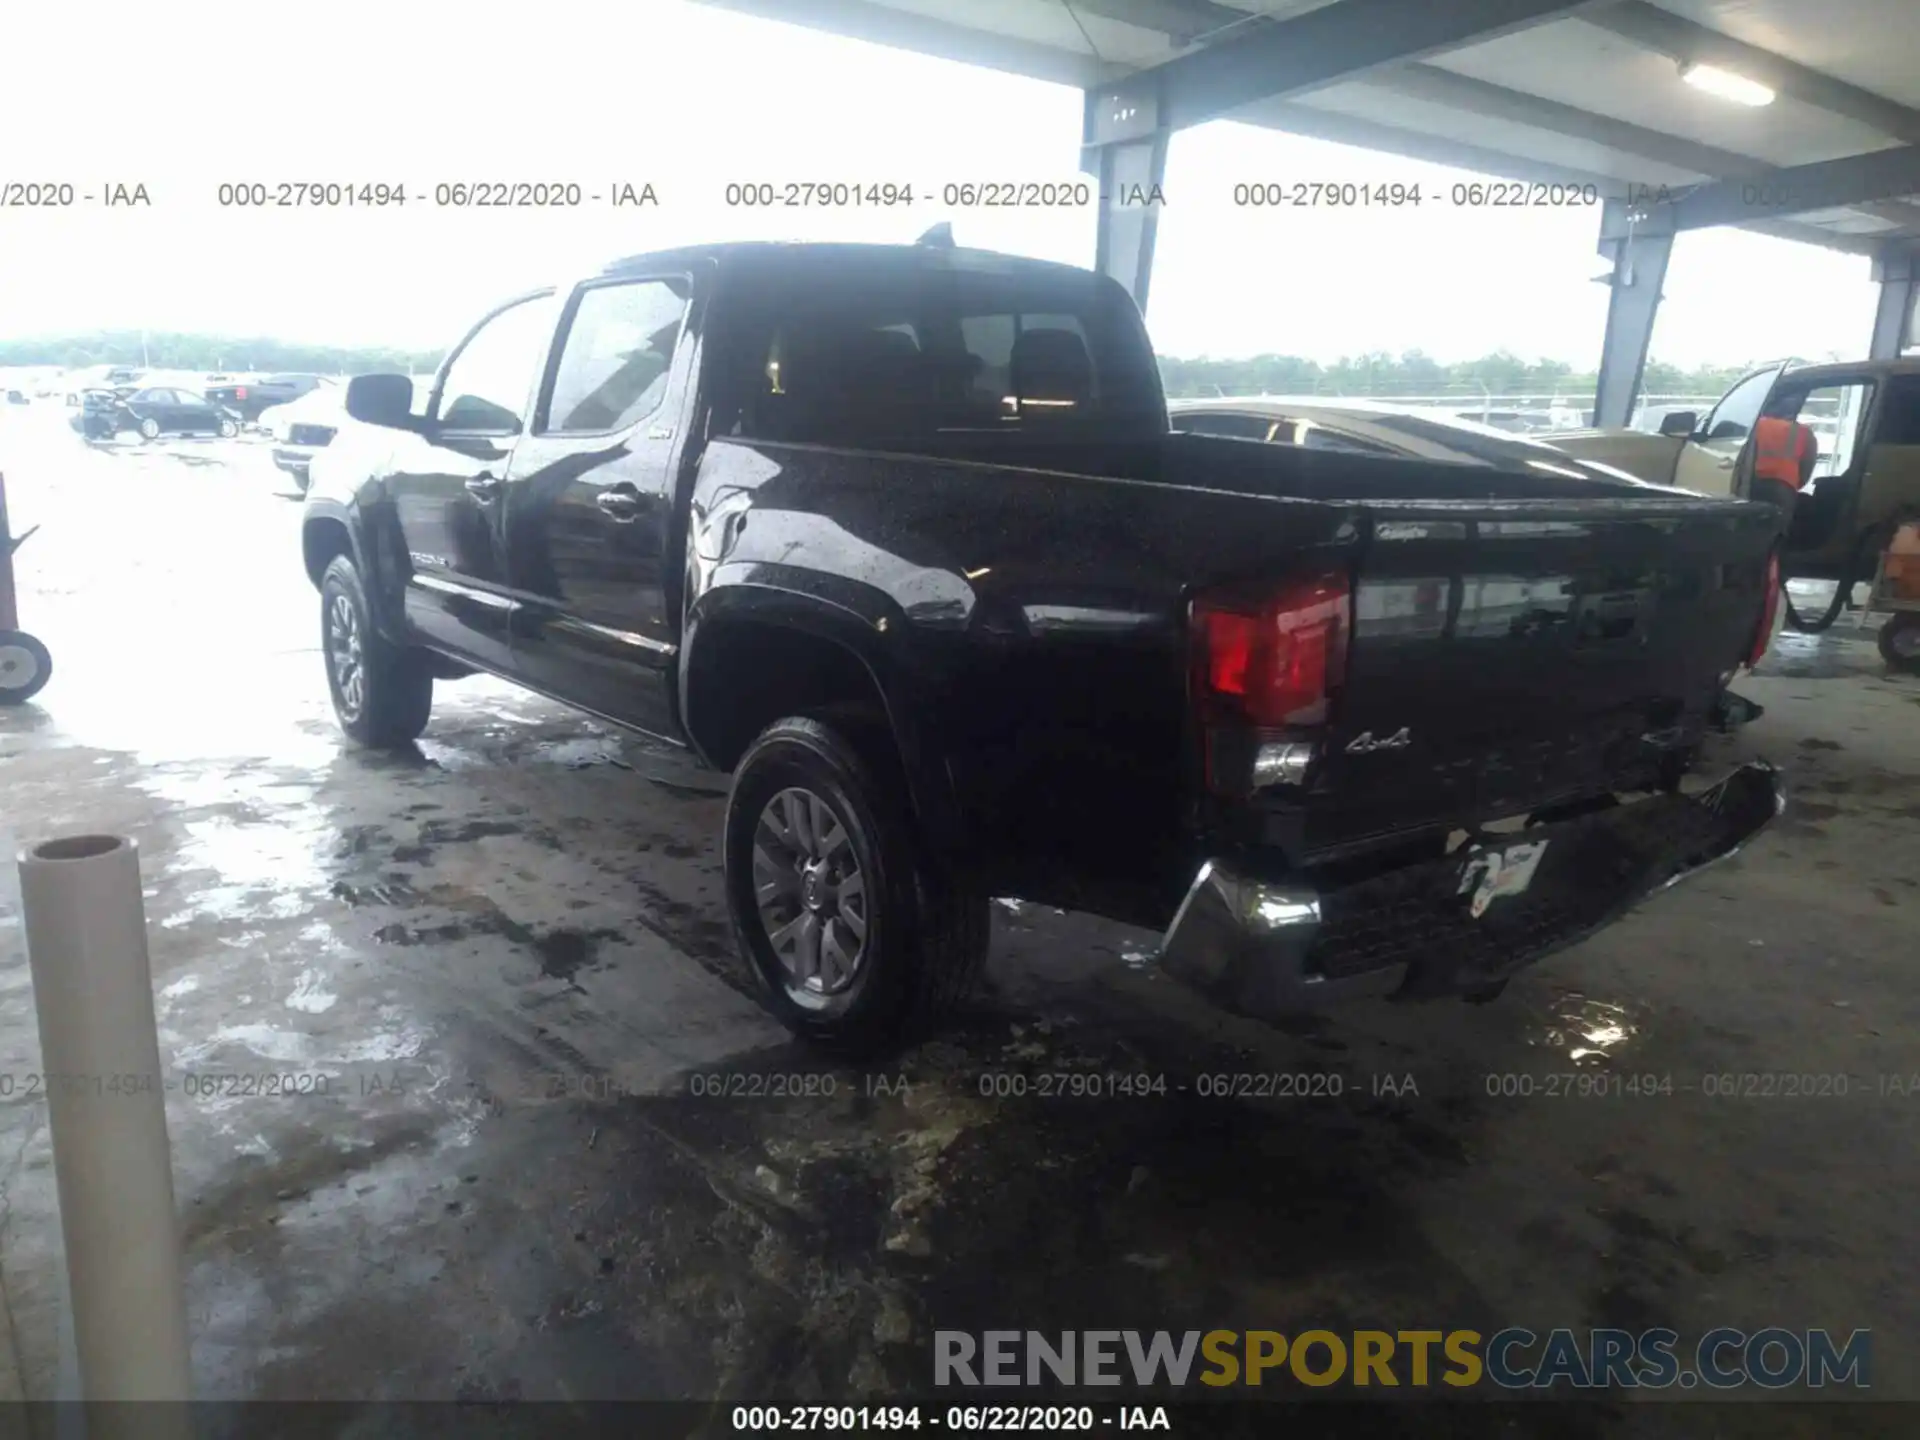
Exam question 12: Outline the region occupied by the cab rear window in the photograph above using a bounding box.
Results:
[715,260,1162,444]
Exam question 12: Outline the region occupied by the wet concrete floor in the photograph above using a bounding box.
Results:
[1,405,1918,1431]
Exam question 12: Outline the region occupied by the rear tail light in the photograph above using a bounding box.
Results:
[234,386,247,400]
[1193,573,1351,727]
[1748,551,1781,667]
[1192,573,1351,796]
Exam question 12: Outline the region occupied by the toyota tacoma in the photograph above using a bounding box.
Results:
[300,238,1786,1054]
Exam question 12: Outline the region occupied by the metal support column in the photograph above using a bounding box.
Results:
[1869,244,1919,359]
[1080,86,1171,315]
[1592,198,1676,430]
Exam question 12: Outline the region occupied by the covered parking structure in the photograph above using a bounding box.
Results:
[9,5,1920,1414]
[698,0,1920,426]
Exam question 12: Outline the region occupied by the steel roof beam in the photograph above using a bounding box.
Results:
[1374,63,1754,180]
[1585,2,1920,145]
[1369,66,1920,238]
[692,0,1104,87]
[1063,0,1253,45]
[1236,99,1882,254]
[1100,0,1604,134]
[1669,144,1920,231]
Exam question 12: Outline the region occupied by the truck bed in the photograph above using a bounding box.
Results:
[692,430,1780,921]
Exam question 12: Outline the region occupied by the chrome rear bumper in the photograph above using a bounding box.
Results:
[1159,761,1785,1019]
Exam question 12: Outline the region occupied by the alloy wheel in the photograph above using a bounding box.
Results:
[327,592,365,719]
[751,786,869,995]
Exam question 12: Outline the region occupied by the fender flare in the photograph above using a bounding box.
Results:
[682,575,968,859]
[301,496,412,646]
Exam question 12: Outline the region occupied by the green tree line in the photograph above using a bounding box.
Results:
[0,332,443,376]
[1158,349,1761,400]
[1,332,1764,400]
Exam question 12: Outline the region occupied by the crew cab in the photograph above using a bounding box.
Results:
[301,240,1785,1054]
[1546,360,1920,619]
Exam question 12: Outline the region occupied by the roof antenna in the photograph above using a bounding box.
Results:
[916,222,955,248]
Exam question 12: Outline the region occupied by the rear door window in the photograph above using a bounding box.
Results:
[540,277,691,435]
[1295,422,1397,456]
[1173,412,1276,440]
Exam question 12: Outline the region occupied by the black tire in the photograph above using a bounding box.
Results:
[218,419,237,438]
[319,554,433,747]
[1879,612,1920,673]
[0,630,52,705]
[137,417,160,441]
[724,715,989,1056]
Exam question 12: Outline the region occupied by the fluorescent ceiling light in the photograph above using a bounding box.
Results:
[1680,62,1775,106]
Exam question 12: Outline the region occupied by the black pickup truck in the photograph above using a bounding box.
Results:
[301,239,1784,1054]
[208,373,327,424]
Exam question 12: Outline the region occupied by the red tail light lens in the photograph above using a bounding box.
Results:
[1193,573,1351,727]
[235,386,247,400]
[1748,551,1781,667]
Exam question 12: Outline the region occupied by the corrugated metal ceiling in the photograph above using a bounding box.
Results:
[693,0,1920,248]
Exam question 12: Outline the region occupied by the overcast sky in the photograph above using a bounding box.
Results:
[0,0,1881,366]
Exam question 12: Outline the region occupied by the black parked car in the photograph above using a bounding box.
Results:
[70,385,239,440]
[207,374,327,424]
[70,387,136,439]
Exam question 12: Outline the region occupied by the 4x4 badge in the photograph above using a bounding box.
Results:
[1346,727,1411,753]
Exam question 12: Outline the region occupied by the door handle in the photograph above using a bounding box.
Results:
[464,472,502,500]
[596,485,643,521]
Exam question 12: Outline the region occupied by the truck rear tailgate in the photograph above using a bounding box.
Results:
[1304,497,1780,856]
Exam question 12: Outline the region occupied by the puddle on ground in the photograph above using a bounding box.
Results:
[1526,990,1641,1065]
[1760,629,1885,681]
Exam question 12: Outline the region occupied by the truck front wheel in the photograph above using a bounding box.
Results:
[725,716,988,1056]
[320,554,434,747]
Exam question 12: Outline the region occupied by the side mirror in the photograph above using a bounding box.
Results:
[345,373,416,429]
[1657,410,1698,438]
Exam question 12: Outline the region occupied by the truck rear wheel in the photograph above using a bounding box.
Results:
[724,715,988,1056]
[1879,612,1920,673]
[320,554,433,747]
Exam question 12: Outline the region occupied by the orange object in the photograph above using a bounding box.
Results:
[1752,416,1817,490]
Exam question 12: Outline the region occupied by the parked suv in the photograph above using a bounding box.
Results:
[1548,359,1920,628]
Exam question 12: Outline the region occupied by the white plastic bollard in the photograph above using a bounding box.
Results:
[18,834,191,1403]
